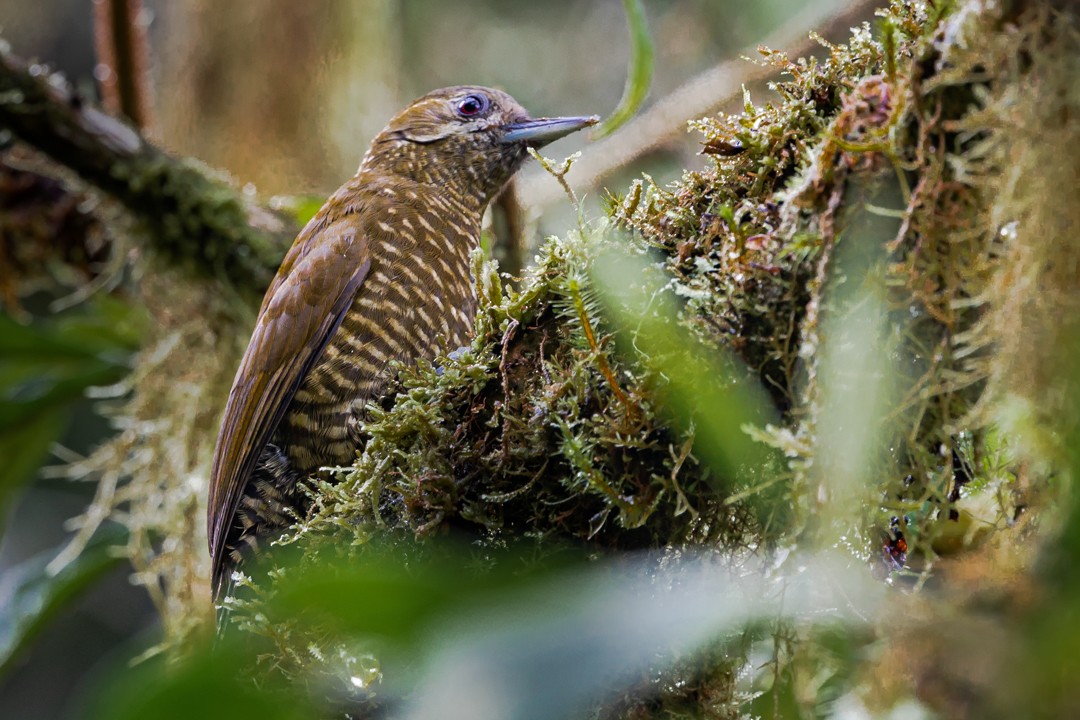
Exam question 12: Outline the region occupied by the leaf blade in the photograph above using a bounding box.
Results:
[0,524,127,676]
[593,0,654,139]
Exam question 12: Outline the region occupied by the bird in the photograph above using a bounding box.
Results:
[207,85,596,601]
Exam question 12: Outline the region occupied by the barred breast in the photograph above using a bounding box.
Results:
[279,191,479,474]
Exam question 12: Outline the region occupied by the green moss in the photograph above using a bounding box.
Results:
[109,153,285,296]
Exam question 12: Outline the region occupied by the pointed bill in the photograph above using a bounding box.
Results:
[501,115,599,147]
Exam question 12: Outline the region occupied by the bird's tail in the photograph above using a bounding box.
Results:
[213,568,238,641]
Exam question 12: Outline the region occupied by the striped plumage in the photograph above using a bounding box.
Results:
[280,175,480,475]
[207,86,595,600]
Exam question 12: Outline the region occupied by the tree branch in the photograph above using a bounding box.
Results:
[92,0,156,133]
[0,42,294,296]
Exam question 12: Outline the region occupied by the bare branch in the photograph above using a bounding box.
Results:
[92,0,157,133]
[492,178,528,280]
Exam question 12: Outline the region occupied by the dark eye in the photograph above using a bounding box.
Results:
[456,94,489,118]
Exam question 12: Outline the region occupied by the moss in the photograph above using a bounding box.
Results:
[107,152,285,296]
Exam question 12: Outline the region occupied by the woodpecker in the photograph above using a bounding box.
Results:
[207,86,596,599]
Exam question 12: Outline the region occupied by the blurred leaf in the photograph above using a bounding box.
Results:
[814,288,894,532]
[813,177,904,544]
[0,524,127,675]
[274,561,463,646]
[593,0,653,139]
[591,247,781,493]
[0,301,141,512]
[0,358,125,428]
[271,545,586,651]
[134,548,879,720]
[0,295,143,360]
[0,408,69,516]
[1055,328,1080,587]
[88,645,308,720]
[271,194,328,227]
[397,553,880,720]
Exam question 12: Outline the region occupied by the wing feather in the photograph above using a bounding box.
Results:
[207,216,371,590]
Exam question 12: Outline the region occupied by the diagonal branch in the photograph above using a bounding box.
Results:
[0,42,294,297]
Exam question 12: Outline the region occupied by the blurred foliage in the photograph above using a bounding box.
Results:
[0,297,142,519]
[591,246,786,518]
[0,523,126,675]
[0,295,141,701]
[90,543,881,720]
[87,641,310,720]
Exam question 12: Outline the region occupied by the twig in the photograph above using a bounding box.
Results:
[527,148,582,209]
[499,317,520,462]
[517,0,881,210]
[0,43,294,297]
[92,0,156,133]
[492,178,527,279]
[567,278,634,418]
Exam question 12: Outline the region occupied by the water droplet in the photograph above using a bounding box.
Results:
[998,220,1018,241]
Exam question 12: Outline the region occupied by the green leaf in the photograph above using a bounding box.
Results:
[0,524,127,676]
[593,0,654,139]
[0,408,69,508]
[270,545,586,651]
[274,564,459,645]
[591,248,782,495]
[397,553,881,720]
[0,358,125,429]
[0,302,142,512]
[105,549,879,720]
[0,296,142,361]
[87,646,309,720]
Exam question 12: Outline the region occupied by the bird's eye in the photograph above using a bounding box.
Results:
[456,94,489,118]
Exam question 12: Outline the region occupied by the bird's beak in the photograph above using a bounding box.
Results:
[501,115,599,147]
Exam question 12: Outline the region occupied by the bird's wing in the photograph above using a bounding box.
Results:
[207,215,371,591]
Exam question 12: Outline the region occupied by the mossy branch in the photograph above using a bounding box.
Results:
[0,42,294,297]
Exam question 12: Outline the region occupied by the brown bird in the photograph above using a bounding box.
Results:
[207,86,596,600]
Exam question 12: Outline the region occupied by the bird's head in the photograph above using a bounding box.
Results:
[362,86,597,208]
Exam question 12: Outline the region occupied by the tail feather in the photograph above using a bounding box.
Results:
[213,441,302,637]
